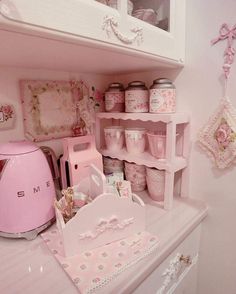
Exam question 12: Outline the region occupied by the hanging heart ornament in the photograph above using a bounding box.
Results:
[198,23,236,169]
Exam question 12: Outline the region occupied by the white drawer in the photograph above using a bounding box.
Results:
[133,225,201,294]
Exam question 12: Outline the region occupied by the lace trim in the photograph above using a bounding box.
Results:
[86,240,159,294]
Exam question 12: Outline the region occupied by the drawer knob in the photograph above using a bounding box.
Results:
[179,254,192,265]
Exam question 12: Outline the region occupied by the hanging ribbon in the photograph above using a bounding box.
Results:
[211,23,236,89]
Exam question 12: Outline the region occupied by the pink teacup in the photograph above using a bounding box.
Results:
[125,128,146,154]
[104,126,124,152]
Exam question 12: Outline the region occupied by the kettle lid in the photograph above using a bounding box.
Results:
[0,140,39,155]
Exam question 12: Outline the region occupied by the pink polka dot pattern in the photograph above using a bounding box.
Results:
[41,227,159,294]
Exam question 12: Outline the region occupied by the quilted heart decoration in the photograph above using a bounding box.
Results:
[198,98,236,168]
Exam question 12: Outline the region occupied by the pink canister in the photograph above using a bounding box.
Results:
[105,82,125,112]
[125,128,146,154]
[104,126,124,152]
[146,167,165,201]
[125,81,149,113]
[149,78,176,113]
[124,162,146,192]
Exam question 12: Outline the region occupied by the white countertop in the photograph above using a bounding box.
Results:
[0,195,207,294]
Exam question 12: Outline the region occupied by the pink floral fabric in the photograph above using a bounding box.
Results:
[0,104,13,121]
[41,227,159,294]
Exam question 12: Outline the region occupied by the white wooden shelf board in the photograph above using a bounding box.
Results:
[100,148,187,172]
[97,112,190,124]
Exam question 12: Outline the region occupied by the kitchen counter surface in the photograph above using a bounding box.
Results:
[0,194,207,294]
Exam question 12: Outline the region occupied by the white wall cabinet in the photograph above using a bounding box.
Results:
[0,0,185,73]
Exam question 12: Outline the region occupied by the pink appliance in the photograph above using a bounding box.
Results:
[60,135,103,189]
[0,141,55,240]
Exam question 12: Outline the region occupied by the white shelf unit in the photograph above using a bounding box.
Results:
[96,112,191,210]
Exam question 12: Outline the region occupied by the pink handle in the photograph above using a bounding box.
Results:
[63,135,95,155]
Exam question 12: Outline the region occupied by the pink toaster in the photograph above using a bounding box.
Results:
[0,141,56,240]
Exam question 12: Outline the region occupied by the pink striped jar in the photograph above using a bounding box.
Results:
[125,81,149,113]
[149,78,176,113]
[105,82,125,112]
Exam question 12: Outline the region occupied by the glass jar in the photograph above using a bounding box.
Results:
[105,82,125,112]
[149,78,176,113]
[125,81,149,113]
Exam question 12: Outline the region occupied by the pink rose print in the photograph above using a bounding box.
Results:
[0,105,13,121]
[215,119,235,150]
[114,263,122,268]
[2,105,11,114]
[94,89,103,102]
[101,252,108,258]
[80,264,87,270]
[73,277,80,284]
[92,277,101,283]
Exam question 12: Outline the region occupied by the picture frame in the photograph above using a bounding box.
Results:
[20,79,95,142]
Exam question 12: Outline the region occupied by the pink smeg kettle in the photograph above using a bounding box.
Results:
[0,141,55,240]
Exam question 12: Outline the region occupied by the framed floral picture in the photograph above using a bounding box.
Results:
[0,104,15,130]
[20,80,102,142]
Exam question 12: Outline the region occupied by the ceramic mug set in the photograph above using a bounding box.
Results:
[104,126,167,159]
[103,156,165,202]
[125,162,165,201]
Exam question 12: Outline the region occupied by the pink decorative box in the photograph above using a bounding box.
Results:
[55,165,146,257]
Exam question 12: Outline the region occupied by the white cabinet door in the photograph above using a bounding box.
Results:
[122,0,186,63]
[133,225,201,294]
[0,0,185,64]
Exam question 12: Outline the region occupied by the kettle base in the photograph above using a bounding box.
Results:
[0,218,55,240]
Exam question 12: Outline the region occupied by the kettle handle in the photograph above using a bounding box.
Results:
[0,159,8,180]
[40,146,60,180]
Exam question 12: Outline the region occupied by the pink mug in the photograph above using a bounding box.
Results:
[125,128,146,154]
[147,132,166,159]
[104,126,124,152]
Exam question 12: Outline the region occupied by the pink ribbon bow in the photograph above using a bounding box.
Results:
[211,23,236,79]
[211,23,236,46]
